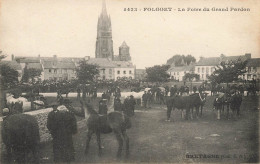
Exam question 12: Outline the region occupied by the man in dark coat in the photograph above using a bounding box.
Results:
[128,95,136,115]
[47,103,77,163]
[99,99,108,115]
[114,97,124,112]
[142,91,148,108]
[170,85,178,97]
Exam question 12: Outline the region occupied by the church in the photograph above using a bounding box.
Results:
[88,0,135,80]
[95,0,131,62]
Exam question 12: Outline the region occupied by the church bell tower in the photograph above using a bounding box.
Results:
[95,0,114,60]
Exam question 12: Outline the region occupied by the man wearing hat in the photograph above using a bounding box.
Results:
[47,101,77,163]
[99,99,108,115]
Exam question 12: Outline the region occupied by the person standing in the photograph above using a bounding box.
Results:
[142,91,148,109]
[47,103,77,163]
[129,95,136,116]
[114,96,124,112]
[147,90,152,108]
[98,99,108,115]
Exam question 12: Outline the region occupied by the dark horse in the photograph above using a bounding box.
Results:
[65,99,131,158]
[1,103,40,163]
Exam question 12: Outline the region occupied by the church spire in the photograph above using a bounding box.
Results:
[102,0,108,17]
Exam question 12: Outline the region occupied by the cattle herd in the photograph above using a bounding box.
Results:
[1,79,259,163]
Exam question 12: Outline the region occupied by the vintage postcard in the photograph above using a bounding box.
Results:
[0,0,259,163]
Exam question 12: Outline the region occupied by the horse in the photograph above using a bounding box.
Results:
[1,103,40,163]
[64,99,131,158]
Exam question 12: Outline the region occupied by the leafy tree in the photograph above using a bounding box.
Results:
[183,73,200,81]
[208,58,248,85]
[76,60,100,83]
[184,55,196,66]
[166,54,196,66]
[166,55,183,66]
[0,63,19,88]
[146,65,170,82]
[22,67,42,82]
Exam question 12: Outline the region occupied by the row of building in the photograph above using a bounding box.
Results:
[2,54,136,82]
[168,53,260,81]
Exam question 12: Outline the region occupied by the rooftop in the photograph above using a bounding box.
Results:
[27,63,43,71]
[247,58,260,67]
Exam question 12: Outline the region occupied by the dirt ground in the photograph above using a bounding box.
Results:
[2,95,259,163]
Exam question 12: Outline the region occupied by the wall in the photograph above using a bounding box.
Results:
[0,105,83,143]
[114,67,135,80]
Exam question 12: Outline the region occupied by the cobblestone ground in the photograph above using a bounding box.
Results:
[1,96,259,163]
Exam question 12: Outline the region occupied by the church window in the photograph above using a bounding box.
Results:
[123,71,126,74]
[117,71,120,74]
[129,70,132,74]
[49,69,51,73]
[197,68,200,73]
[54,69,57,74]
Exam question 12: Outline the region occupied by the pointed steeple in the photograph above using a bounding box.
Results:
[120,41,129,48]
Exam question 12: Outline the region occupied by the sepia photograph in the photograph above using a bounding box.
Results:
[0,0,259,163]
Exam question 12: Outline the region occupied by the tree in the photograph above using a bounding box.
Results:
[208,58,248,85]
[0,63,19,88]
[76,60,100,83]
[0,51,6,61]
[183,73,200,81]
[183,55,196,66]
[22,67,42,82]
[146,65,170,82]
[166,54,196,66]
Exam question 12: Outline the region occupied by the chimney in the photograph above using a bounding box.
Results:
[84,56,90,61]
[38,54,40,58]
[245,53,251,59]
[11,54,14,61]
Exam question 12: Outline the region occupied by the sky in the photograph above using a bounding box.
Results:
[0,0,259,69]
